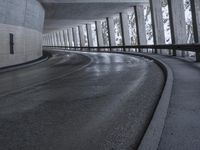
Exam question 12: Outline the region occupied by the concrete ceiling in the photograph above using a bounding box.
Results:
[39,0,148,32]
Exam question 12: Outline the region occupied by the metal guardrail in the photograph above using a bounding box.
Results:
[43,44,200,61]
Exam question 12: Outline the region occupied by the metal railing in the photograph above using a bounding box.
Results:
[43,44,200,61]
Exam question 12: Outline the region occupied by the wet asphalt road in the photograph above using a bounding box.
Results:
[0,51,164,150]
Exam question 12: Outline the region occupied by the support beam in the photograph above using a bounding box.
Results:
[120,12,131,51]
[191,0,200,61]
[67,28,74,47]
[107,17,116,51]
[86,24,94,47]
[167,0,187,56]
[79,25,85,47]
[73,27,79,47]
[149,0,165,54]
[95,21,104,47]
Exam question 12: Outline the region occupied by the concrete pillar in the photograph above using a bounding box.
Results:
[73,27,79,47]
[150,0,165,54]
[50,34,53,46]
[54,32,58,46]
[67,28,74,47]
[45,35,48,45]
[95,21,104,47]
[107,17,116,48]
[46,34,49,46]
[120,12,131,48]
[49,33,53,46]
[134,6,147,52]
[46,35,49,45]
[191,0,200,61]
[59,31,63,46]
[79,25,85,47]
[63,30,69,47]
[134,6,146,46]
[60,31,65,46]
[168,0,187,56]
[56,32,61,46]
[86,24,94,47]
[44,36,46,45]
[55,32,59,46]
[48,34,52,46]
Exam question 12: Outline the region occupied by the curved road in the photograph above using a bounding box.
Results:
[0,51,164,150]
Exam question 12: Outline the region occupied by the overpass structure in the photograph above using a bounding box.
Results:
[0,0,200,150]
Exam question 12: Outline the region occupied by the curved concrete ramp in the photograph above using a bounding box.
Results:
[0,51,164,150]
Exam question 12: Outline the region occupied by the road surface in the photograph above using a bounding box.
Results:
[0,51,164,150]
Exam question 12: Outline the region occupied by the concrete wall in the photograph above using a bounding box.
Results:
[0,0,44,67]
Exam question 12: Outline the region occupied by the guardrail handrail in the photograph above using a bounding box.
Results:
[43,44,200,61]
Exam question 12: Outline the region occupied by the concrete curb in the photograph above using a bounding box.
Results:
[0,51,51,73]
[114,52,173,150]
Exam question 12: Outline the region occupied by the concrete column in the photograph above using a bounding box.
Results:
[59,31,63,46]
[56,32,61,46]
[107,17,116,47]
[86,24,94,47]
[168,0,187,56]
[150,0,165,54]
[60,31,65,46]
[48,34,51,46]
[95,21,104,47]
[50,34,53,46]
[134,6,147,52]
[47,34,50,46]
[191,0,200,61]
[49,34,51,46]
[64,30,69,47]
[79,25,85,47]
[55,32,59,46]
[134,6,146,45]
[53,32,57,46]
[49,34,52,46]
[45,35,48,45]
[73,27,79,47]
[43,36,46,45]
[67,28,74,47]
[120,12,131,48]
